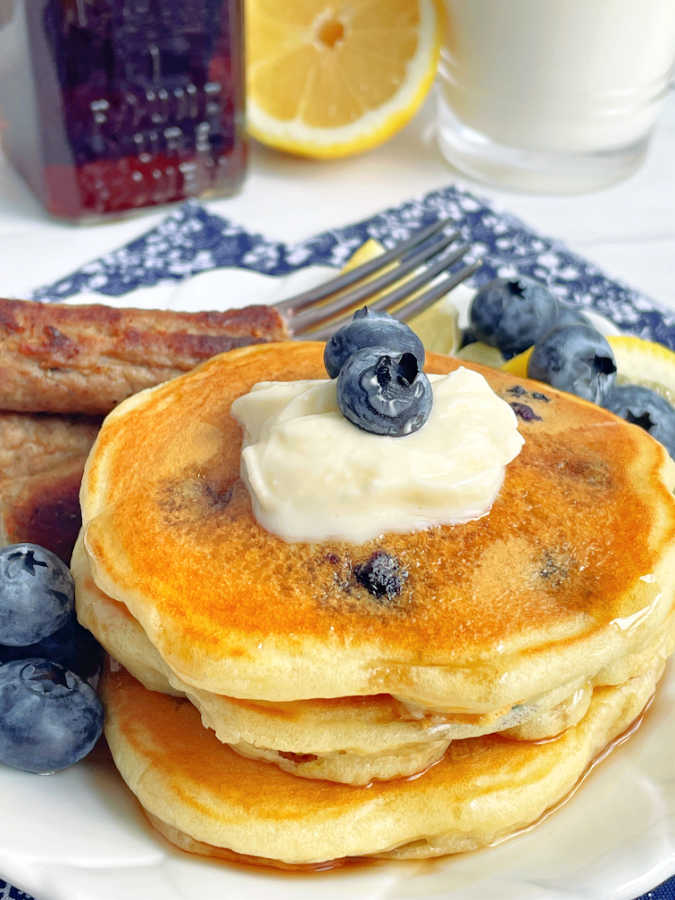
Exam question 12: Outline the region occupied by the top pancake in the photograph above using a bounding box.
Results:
[80,342,675,709]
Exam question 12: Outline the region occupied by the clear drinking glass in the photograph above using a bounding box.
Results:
[436,0,675,193]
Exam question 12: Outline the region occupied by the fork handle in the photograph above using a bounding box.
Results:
[0,298,289,415]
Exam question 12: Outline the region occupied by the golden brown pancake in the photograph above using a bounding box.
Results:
[76,532,675,781]
[80,343,675,711]
[101,661,663,865]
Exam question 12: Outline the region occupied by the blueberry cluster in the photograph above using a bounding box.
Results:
[0,544,103,774]
[469,276,675,456]
[325,308,432,436]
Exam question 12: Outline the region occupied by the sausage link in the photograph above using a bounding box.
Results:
[0,298,289,414]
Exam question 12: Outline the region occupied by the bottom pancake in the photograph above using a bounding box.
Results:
[101,660,662,866]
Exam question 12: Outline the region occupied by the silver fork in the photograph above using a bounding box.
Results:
[275,218,481,340]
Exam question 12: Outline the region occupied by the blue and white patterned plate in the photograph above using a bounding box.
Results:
[1,184,674,900]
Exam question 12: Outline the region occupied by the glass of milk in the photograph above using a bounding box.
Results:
[436,0,675,192]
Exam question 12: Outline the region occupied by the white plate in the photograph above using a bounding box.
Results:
[1,269,673,900]
[1,669,673,900]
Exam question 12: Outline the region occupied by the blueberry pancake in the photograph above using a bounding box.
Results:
[80,342,675,712]
[74,534,675,783]
[100,660,664,865]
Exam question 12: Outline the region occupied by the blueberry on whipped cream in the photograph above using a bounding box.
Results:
[325,307,431,437]
[232,367,524,543]
[337,346,433,436]
[324,306,425,378]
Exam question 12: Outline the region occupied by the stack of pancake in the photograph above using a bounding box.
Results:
[73,342,675,867]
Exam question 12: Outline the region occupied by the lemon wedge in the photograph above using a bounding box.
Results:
[342,239,392,274]
[501,347,533,377]
[339,239,460,355]
[246,0,443,158]
[608,335,675,404]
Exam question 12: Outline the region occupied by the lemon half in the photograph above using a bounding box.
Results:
[246,0,443,158]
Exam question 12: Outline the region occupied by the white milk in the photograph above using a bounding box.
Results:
[437,0,675,189]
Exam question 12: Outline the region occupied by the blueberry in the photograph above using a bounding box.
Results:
[0,617,102,682]
[337,347,433,436]
[510,402,542,422]
[470,276,559,357]
[604,385,675,458]
[0,544,74,646]
[0,658,103,773]
[324,307,425,378]
[527,325,617,404]
[354,552,408,601]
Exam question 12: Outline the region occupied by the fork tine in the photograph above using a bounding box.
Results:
[275,217,456,315]
[297,243,473,339]
[289,229,461,333]
[351,243,472,317]
[392,261,483,324]
[307,257,481,342]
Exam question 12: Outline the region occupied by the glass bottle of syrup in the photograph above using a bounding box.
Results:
[0,0,246,220]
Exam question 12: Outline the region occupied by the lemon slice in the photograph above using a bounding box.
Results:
[339,239,460,355]
[501,347,533,377]
[608,336,675,404]
[246,0,443,158]
[341,238,392,274]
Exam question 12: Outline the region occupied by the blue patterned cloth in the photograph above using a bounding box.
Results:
[3,184,675,899]
[0,887,34,900]
[31,188,675,351]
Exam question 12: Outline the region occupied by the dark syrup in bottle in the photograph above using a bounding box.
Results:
[0,0,246,219]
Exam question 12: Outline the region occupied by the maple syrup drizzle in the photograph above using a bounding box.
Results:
[135,691,655,876]
[490,691,655,848]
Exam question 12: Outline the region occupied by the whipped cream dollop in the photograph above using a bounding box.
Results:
[231,367,524,543]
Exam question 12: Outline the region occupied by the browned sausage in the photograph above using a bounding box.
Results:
[0,298,289,414]
[0,457,88,562]
[0,411,100,481]
[0,411,102,560]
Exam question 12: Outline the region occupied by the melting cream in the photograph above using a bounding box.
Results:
[231,367,524,543]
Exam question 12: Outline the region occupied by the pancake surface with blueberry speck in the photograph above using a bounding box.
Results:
[80,342,675,711]
[74,532,675,783]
